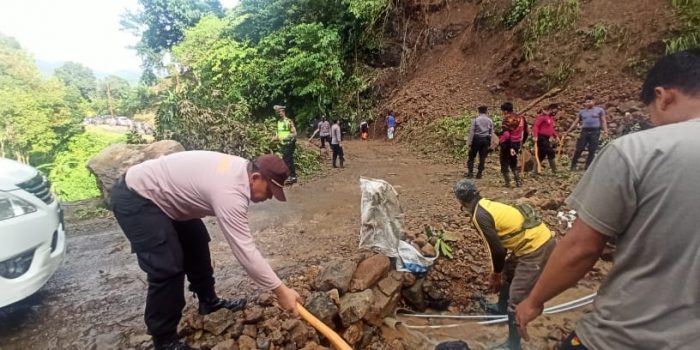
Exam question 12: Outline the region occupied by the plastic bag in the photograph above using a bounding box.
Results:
[359,177,403,257]
[395,241,437,273]
[359,177,436,272]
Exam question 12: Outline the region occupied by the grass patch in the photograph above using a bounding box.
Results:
[545,61,574,89]
[72,207,113,221]
[523,0,580,60]
[588,24,608,48]
[503,0,537,29]
[666,0,700,53]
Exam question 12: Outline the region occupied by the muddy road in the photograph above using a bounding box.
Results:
[0,141,598,349]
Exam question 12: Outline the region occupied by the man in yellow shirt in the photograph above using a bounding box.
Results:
[453,179,556,350]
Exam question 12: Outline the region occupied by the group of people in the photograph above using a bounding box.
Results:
[308,115,346,168]
[109,49,698,350]
[465,96,608,187]
[455,48,700,350]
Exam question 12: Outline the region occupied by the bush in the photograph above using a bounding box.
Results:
[157,97,321,177]
[46,127,125,201]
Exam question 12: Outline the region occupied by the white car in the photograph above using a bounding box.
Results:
[0,157,65,308]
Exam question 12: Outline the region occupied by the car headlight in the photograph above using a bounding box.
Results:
[0,191,37,221]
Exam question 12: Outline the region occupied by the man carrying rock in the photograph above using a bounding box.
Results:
[565,96,608,171]
[515,49,700,350]
[498,103,528,187]
[110,151,302,350]
[453,179,555,350]
[273,105,298,184]
[466,106,494,179]
[532,103,560,174]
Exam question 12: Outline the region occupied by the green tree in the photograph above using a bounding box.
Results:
[0,33,82,164]
[121,0,225,79]
[54,61,97,101]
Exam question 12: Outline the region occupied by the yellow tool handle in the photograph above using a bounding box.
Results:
[296,303,353,350]
[534,142,542,172]
[556,134,567,163]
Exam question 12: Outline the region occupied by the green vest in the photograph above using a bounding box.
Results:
[277,119,293,144]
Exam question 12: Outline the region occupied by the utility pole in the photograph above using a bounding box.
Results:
[107,83,115,117]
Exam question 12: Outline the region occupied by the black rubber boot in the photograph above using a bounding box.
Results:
[490,310,521,350]
[198,297,247,315]
[502,172,511,188]
[513,172,522,187]
[476,170,483,179]
[548,158,557,173]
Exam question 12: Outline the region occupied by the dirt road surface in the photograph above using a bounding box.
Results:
[0,140,597,349]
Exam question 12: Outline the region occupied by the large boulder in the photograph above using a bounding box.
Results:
[87,140,184,205]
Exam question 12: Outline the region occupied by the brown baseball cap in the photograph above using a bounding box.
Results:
[254,154,290,201]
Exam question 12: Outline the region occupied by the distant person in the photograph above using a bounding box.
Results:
[331,119,345,168]
[360,120,369,140]
[317,115,331,151]
[111,152,302,350]
[499,102,528,187]
[387,111,396,144]
[532,103,560,174]
[466,106,494,179]
[309,115,331,156]
[515,49,700,350]
[566,96,608,171]
[272,105,297,184]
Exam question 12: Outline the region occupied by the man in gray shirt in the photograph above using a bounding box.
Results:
[566,96,608,170]
[515,49,700,349]
[466,106,494,179]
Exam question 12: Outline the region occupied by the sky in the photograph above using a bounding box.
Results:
[0,0,239,80]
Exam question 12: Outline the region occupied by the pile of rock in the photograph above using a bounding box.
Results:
[306,254,415,349]
[179,292,328,350]
[177,253,417,350]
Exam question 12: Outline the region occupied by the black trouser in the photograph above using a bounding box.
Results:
[558,331,589,350]
[282,139,297,177]
[536,136,555,161]
[467,136,490,175]
[571,129,600,170]
[110,178,216,343]
[499,141,521,174]
[331,143,344,166]
[320,135,331,149]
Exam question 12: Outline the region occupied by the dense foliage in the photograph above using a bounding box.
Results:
[46,127,125,201]
[126,0,393,175]
[0,33,84,164]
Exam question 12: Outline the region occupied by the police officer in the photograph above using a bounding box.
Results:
[111,152,302,350]
[273,105,298,184]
